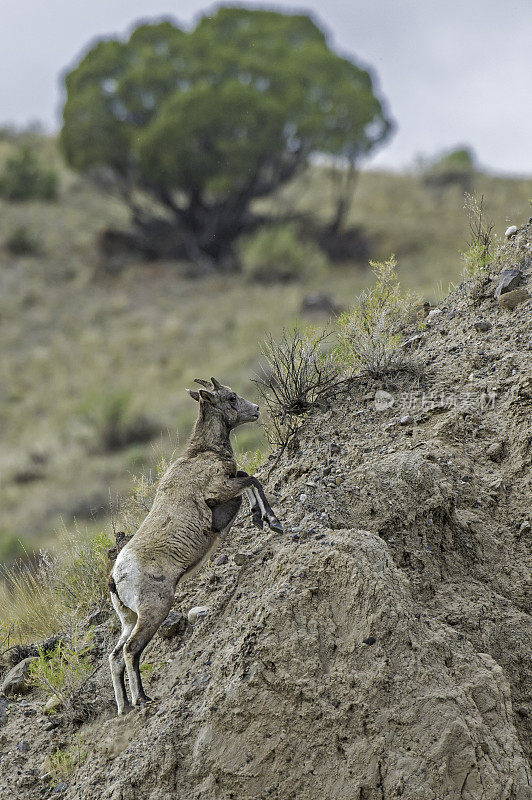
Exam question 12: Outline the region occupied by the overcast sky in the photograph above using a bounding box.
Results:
[2,0,531,174]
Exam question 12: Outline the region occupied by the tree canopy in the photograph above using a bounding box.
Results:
[61,8,393,268]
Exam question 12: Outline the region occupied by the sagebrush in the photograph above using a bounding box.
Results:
[335,255,420,377]
[254,328,340,449]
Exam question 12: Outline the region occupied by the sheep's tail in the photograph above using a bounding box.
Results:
[108,574,127,610]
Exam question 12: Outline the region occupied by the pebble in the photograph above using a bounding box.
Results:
[486,442,504,462]
[1,657,35,696]
[474,320,492,333]
[399,416,414,425]
[45,695,62,713]
[187,606,209,624]
[518,521,531,536]
[363,637,376,646]
[216,554,228,566]
[505,225,518,238]
[497,288,529,310]
[494,269,522,299]
[299,493,307,503]
[17,739,30,752]
[158,611,186,639]
[233,553,247,566]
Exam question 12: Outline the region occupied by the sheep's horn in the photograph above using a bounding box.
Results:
[210,377,222,389]
[187,389,200,402]
[194,378,212,388]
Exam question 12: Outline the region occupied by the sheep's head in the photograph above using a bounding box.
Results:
[187,377,260,428]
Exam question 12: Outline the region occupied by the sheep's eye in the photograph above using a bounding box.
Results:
[229,394,237,406]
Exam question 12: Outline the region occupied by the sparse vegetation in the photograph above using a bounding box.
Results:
[0,145,58,201]
[237,447,267,476]
[461,193,495,279]
[28,629,95,707]
[335,255,420,377]
[0,529,112,645]
[47,735,87,786]
[239,223,328,283]
[254,328,340,450]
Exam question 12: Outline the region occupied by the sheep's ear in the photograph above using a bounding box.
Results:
[199,389,216,404]
[187,389,200,402]
[194,378,212,388]
[210,377,222,389]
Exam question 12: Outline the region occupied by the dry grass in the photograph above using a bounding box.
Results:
[0,528,112,646]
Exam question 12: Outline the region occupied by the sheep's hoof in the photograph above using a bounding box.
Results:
[136,695,153,708]
[252,513,264,530]
[118,703,134,716]
[267,517,284,534]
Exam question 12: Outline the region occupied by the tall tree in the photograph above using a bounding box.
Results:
[61,8,392,270]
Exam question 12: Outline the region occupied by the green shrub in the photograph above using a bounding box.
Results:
[48,735,87,786]
[336,255,420,377]
[28,629,95,705]
[460,193,495,280]
[5,225,40,255]
[237,448,267,475]
[0,145,58,201]
[239,223,328,282]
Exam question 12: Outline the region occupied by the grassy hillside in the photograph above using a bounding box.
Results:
[0,134,531,556]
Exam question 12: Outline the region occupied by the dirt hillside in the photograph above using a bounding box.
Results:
[0,223,531,799]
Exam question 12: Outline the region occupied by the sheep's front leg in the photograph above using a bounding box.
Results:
[214,473,283,534]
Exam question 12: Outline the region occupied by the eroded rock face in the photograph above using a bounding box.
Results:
[67,530,531,800]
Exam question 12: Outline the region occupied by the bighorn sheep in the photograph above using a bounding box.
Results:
[109,377,282,715]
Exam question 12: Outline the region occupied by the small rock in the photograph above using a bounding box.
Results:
[427,308,442,321]
[494,269,522,299]
[43,720,59,731]
[158,611,186,639]
[363,636,376,646]
[17,739,30,753]
[497,287,529,310]
[504,225,518,238]
[216,554,228,566]
[1,657,35,696]
[399,415,414,425]
[335,476,343,486]
[322,466,332,476]
[474,320,492,333]
[187,606,209,625]
[299,493,307,503]
[486,442,504,462]
[330,444,341,455]
[234,553,248,566]
[44,694,62,714]
[518,521,531,536]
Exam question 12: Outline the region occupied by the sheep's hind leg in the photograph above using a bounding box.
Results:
[124,591,174,708]
[109,592,137,715]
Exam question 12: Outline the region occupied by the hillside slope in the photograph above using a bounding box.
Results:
[0,224,531,798]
